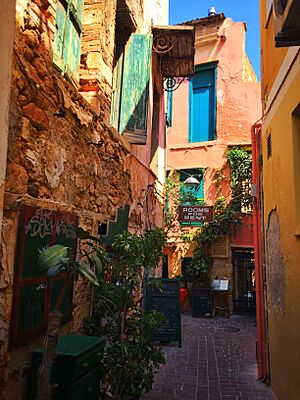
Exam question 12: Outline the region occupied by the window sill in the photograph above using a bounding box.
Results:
[169,140,217,150]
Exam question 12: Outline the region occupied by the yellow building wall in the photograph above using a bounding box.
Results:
[260,2,288,104]
[262,52,300,400]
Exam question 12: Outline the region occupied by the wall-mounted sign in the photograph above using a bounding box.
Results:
[178,206,214,224]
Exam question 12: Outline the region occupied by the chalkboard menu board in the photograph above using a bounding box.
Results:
[146,279,181,347]
[192,288,212,318]
[10,205,78,346]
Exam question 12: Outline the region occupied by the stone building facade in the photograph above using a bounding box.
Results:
[0,0,195,398]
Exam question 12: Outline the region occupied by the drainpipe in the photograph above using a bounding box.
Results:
[251,123,267,381]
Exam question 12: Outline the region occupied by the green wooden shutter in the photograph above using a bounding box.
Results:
[111,52,124,130]
[70,0,84,20]
[53,0,68,71]
[119,34,153,144]
[63,1,83,81]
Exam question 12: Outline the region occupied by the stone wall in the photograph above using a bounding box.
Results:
[0,0,16,244]
[0,0,165,398]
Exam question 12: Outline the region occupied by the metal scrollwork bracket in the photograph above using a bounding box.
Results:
[163,77,191,92]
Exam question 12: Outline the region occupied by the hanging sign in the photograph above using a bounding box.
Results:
[178,206,214,224]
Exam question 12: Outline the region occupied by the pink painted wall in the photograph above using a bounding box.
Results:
[167,17,261,247]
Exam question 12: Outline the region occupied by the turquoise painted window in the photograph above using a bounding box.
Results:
[111,33,153,144]
[53,0,84,81]
[189,63,217,142]
[180,169,205,226]
[179,170,204,206]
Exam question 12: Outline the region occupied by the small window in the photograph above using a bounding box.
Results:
[211,235,229,258]
[179,169,204,206]
[98,222,108,236]
[179,169,205,226]
[267,133,272,158]
[53,0,84,82]
[189,63,217,143]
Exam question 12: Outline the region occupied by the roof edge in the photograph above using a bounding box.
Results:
[179,13,226,26]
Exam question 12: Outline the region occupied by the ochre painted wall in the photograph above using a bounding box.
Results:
[260,3,288,106]
[262,54,300,400]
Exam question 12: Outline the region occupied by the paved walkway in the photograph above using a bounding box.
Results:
[142,314,276,400]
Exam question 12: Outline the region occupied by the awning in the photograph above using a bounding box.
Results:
[152,25,195,78]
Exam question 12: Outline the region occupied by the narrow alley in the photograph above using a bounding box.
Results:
[142,315,276,400]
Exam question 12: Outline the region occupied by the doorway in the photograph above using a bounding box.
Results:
[232,248,256,314]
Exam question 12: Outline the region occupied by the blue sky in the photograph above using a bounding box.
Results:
[169,0,260,79]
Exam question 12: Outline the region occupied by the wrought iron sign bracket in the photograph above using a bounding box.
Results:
[163,76,191,92]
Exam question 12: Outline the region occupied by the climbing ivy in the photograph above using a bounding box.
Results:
[164,148,252,284]
[189,147,253,283]
[226,146,252,212]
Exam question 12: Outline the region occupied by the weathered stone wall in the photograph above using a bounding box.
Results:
[80,0,117,118]
[0,0,16,245]
[0,0,165,398]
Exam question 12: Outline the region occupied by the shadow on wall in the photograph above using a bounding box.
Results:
[205,162,231,205]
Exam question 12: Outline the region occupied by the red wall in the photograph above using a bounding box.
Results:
[231,214,254,247]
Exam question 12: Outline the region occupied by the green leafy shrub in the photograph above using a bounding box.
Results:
[84,228,166,400]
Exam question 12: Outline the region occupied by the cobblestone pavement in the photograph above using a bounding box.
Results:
[142,314,276,400]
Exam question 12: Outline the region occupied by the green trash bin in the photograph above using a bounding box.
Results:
[27,334,105,400]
